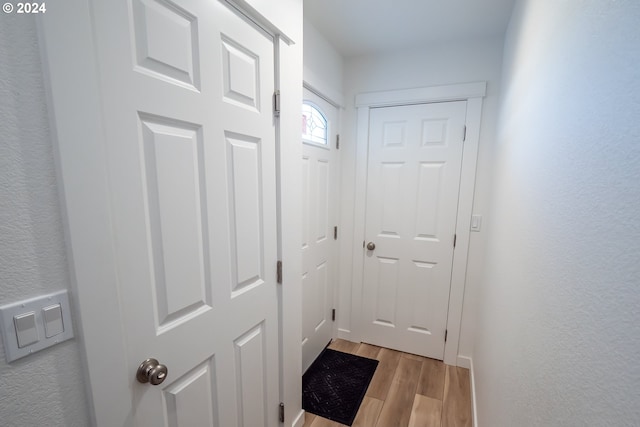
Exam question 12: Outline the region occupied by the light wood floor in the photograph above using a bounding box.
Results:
[303,339,471,427]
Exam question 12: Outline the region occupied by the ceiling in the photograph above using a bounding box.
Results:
[304,0,516,57]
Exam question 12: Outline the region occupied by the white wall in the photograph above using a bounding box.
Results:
[338,38,504,360]
[473,1,640,425]
[303,18,343,104]
[0,15,90,426]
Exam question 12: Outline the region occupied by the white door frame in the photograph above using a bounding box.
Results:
[349,82,486,366]
[37,1,303,426]
[303,81,342,109]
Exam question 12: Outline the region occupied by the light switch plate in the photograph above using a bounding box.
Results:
[470,214,482,232]
[0,290,74,362]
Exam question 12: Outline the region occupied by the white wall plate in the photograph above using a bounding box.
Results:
[0,290,74,362]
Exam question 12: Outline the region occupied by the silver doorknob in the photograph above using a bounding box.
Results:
[136,358,168,385]
[366,242,376,251]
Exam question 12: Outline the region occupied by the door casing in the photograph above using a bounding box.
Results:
[347,82,486,366]
[37,1,304,425]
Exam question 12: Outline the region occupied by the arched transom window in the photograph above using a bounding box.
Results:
[302,102,328,145]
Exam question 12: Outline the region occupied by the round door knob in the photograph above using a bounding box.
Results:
[366,242,376,251]
[137,358,168,385]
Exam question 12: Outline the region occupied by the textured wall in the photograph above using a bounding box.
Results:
[473,1,640,426]
[339,38,504,359]
[303,18,344,104]
[0,14,90,426]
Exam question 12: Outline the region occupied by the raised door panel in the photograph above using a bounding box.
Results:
[378,162,404,238]
[420,119,448,146]
[221,36,260,111]
[372,257,400,328]
[139,115,212,331]
[163,358,217,426]
[414,162,445,242]
[234,323,268,427]
[301,156,310,249]
[226,133,265,296]
[301,272,313,346]
[382,121,407,147]
[406,261,437,336]
[314,261,328,331]
[316,159,329,242]
[132,0,200,89]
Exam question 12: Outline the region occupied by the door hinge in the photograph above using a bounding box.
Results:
[273,90,281,117]
[453,234,457,248]
[363,240,365,248]
[336,134,340,149]
[332,308,336,321]
[334,226,338,240]
[279,402,284,423]
[276,260,282,284]
[463,125,467,142]
[445,329,448,342]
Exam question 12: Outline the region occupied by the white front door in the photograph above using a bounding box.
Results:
[89,1,279,425]
[301,89,338,372]
[361,101,467,360]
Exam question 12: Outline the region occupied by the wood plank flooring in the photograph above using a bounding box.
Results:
[303,339,471,427]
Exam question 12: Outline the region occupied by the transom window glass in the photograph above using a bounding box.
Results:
[302,102,328,145]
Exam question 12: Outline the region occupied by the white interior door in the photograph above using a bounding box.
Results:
[361,101,467,360]
[89,1,279,425]
[301,88,339,372]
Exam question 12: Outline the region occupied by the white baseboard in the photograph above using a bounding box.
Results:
[337,328,351,340]
[471,359,478,427]
[457,356,478,427]
[456,355,471,369]
[292,409,305,427]
[456,356,479,427]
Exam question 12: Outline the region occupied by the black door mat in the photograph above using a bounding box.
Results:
[302,348,379,426]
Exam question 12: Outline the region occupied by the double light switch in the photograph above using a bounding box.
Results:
[13,304,65,348]
[0,290,74,362]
